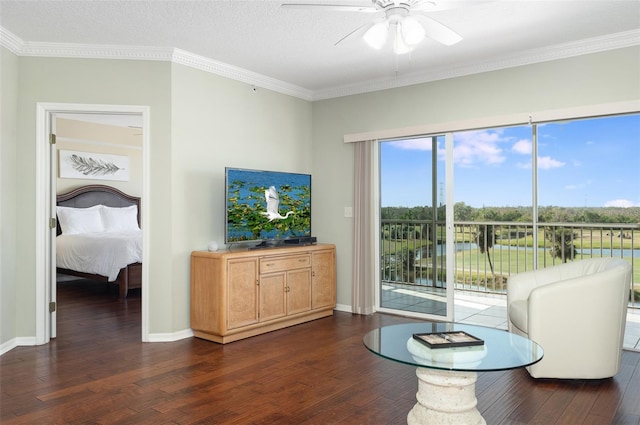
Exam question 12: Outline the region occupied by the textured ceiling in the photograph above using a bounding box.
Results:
[1,0,639,99]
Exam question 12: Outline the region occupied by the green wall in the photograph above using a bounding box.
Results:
[1,45,638,348]
[312,47,640,308]
[8,56,172,340]
[0,52,313,346]
[1,47,19,346]
[169,63,312,332]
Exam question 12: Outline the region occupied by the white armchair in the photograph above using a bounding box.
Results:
[507,257,631,379]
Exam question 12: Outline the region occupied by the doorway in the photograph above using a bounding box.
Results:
[53,112,144,337]
[35,103,150,345]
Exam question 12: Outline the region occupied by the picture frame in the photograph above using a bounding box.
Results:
[59,150,129,181]
[412,331,484,349]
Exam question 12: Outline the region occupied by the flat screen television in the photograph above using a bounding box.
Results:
[225,167,311,247]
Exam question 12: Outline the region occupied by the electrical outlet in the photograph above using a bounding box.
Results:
[344,207,353,218]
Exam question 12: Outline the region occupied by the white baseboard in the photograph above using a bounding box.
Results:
[147,328,194,342]
[0,336,38,356]
[335,304,352,313]
[0,339,17,355]
[2,330,195,354]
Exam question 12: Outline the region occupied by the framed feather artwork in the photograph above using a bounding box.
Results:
[59,150,129,181]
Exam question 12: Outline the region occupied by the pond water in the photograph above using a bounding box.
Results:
[414,243,639,259]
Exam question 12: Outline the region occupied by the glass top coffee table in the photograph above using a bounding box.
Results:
[363,322,543,425]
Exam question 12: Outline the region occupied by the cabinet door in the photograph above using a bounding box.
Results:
[287,268,312,315]
[312,250,336,309]
[260,273,287,322]
[227,259,259,329]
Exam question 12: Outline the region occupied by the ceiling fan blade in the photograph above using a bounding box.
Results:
[281,3,379,13]
[410,0,437,11]
[413,13,462,45]
[334,22,375,46]
[412,0,495,12]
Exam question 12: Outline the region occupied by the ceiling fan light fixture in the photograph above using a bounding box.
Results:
[363,21,389,50]
[393,23,414,55]
[400,16,425,46]
[283,0,465,53]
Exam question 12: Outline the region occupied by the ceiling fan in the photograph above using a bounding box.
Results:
[281,0,465,54]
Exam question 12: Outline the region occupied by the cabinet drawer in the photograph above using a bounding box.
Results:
[260,255,310,273]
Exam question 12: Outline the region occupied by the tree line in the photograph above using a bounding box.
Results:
[381,203,640,224]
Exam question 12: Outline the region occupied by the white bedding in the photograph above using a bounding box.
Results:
[56,230,142,281]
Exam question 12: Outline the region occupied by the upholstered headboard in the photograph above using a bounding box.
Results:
[56,185,141,235]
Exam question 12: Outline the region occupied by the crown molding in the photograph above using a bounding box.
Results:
[2,26,638,102]
[20,42,174,61]
[1,27,174,60]
[171,49,313,101]
[0,26,312,101]
[311,29,640,101]
[0,26,23,55]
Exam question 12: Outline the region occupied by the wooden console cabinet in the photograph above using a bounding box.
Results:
[190,244,336,343]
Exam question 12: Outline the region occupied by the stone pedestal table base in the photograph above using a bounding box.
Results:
[407,368,486,425]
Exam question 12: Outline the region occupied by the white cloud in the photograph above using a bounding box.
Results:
[387,137,447,161]
[511,139,531,155]
[453,130,508,167]
[388,138,433,151]
[389,131,564,171]
[516,155,566,170]
[604,199,638,208]
[537,156,565,169]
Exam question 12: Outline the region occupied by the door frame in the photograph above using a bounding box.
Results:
[35,102,150,344]
[374,133,455,321]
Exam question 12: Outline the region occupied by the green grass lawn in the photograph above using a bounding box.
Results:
[383,234,640,299]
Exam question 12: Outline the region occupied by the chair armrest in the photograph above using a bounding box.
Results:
[507,271,538,304]
[507,260,593,305]
[507,266,560,305]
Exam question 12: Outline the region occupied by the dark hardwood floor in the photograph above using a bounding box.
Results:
[1,280,639,425]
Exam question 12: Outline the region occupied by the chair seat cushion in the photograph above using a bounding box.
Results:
[509,300,528,333]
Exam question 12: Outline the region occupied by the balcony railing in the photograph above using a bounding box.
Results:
[381,220,639,309]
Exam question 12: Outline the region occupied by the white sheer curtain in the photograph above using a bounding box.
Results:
[352,140,377,314]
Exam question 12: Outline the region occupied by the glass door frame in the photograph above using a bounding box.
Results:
[374,133,455,321]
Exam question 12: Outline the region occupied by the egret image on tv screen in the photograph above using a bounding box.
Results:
[225,168,311,244]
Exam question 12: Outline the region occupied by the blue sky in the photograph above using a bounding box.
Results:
[381,114,640,208]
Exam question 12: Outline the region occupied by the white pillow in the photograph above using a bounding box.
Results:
[100,205,140,232]
[56,205,104,235]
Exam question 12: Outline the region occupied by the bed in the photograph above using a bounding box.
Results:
[56,184,142,299]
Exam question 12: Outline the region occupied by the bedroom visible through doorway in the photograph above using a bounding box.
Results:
[35,103,150,345]
[52,113,144,338]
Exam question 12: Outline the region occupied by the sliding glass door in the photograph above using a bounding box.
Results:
[374,112,639,325]
[378,135,451,319]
